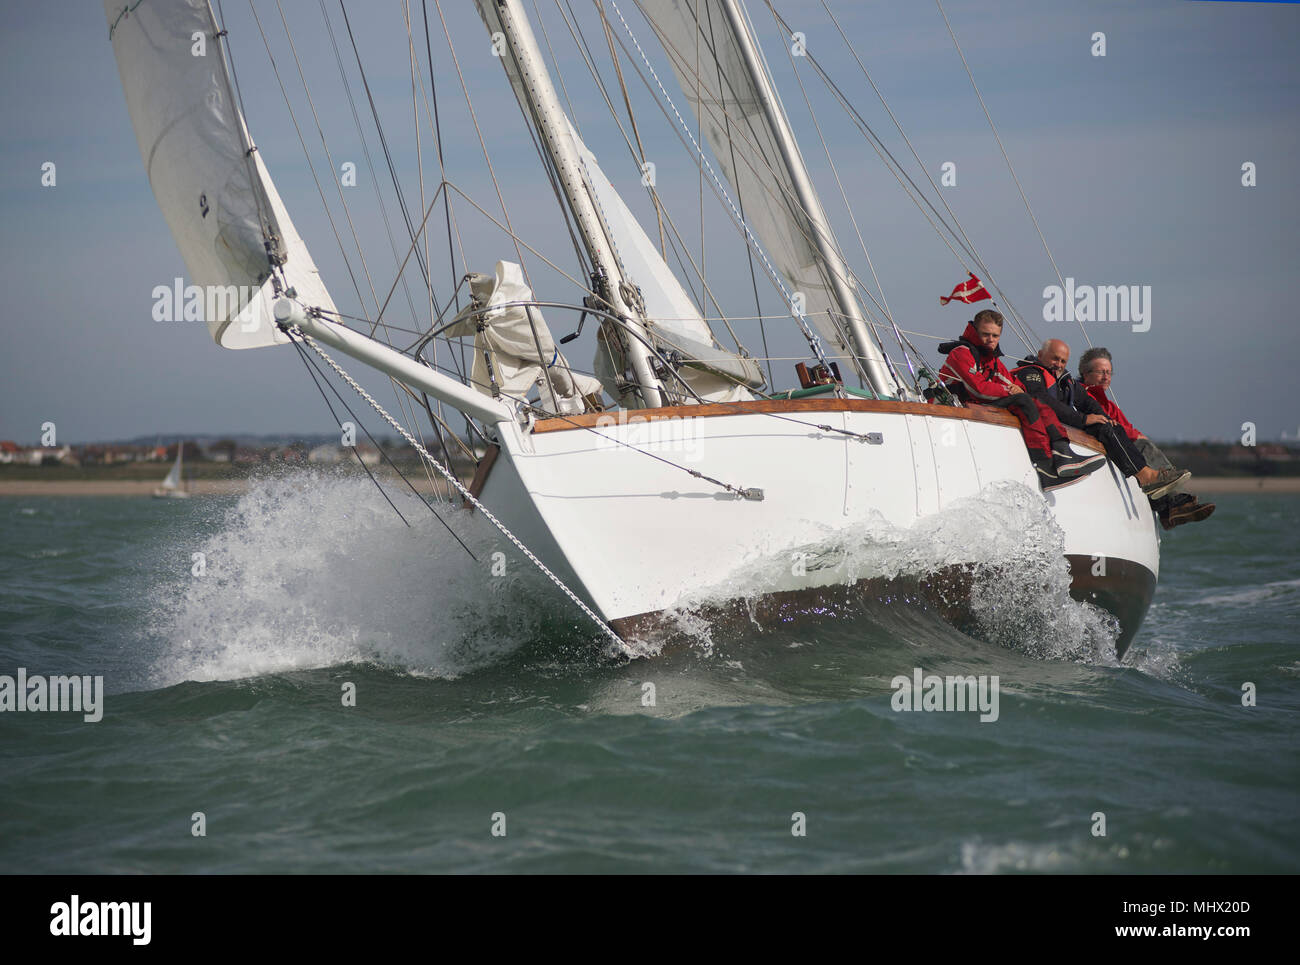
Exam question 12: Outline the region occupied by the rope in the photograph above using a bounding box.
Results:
[933,0,1083,349]
[607,0,836,378]
[291,325,625,649]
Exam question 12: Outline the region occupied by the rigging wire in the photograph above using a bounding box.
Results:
[931,0,1082,347]
[290,326,625,649]
[606,0,837,377]
[289,333,483,564]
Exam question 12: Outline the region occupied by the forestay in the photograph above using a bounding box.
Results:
[105,0,336,349]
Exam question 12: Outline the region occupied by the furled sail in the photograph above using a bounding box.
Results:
[444,262,603,415]
[633,0,856,361]
[105,0,336,349]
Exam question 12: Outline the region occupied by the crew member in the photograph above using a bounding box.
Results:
[1078,347,1214,528]
[1013,339,1187,498]
[938,310,1105,490]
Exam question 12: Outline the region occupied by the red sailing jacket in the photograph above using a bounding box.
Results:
[1086,385,1141,441]
[938,322,1020,402]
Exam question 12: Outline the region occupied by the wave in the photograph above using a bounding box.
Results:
[657,480,1123,664]
[146,471,569,686]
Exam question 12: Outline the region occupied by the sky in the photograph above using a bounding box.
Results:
[1,0,1298,444]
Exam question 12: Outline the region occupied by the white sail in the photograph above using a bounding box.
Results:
[634,0,855,361]
[568,122,762,397]
[161,447,183,490]
[105,0,336,349]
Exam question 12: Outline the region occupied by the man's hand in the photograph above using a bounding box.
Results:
[1007,384,1024,395]
[1084,414,1111,426]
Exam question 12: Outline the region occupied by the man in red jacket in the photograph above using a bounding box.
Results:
[1078,347,1214,528]
[938,310,1105,490]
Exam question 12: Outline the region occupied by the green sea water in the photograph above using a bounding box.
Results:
[1,474,1296,873]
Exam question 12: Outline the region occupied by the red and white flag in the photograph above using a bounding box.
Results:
[940,272,991,305]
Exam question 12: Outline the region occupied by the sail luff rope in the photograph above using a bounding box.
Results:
[291,328,626,650]
[214,1,279,270]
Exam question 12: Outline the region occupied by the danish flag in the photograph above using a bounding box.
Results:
[940,272,992,305]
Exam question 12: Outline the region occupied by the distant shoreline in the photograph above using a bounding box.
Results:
[1,476,1295,497]
[0,477,456,497]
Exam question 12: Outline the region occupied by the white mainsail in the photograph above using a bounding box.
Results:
[105,0,336,349]
[161,447,183,490]
[476,0,760,403]
[634,0,890,388]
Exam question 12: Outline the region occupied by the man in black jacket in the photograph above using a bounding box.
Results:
[1012,340,1187,498]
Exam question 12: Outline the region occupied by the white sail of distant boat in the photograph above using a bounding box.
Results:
[105,0,1162,657]
[153,444,190,499]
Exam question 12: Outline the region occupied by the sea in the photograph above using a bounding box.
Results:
[1,473,1297,874]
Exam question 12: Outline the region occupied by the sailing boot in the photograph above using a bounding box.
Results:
[1050,439,1107,480]
[1031,452,1079,492]
[1141,467,1192,500]
[1162,497,1216,529]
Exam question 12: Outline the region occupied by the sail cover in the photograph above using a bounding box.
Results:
[445,262,603,414]
[633,0,854,360]
[105,0,336,349]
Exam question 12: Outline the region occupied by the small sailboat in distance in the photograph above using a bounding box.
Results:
[152,442,190,499]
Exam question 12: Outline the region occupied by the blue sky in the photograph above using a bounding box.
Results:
[2,0,1297,443]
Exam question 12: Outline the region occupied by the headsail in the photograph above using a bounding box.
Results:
[105,0,336,349]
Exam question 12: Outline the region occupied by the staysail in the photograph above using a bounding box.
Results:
[105,0,336,349]
[569,122,762,397]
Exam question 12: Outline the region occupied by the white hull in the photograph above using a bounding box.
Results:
[476,400,1159,654]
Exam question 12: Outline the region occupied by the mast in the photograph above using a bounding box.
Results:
[718,0,897,398]
[489,0,665,408]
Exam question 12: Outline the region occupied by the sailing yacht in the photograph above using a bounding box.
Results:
[153,443,190,499]
[104,0,1158,656]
